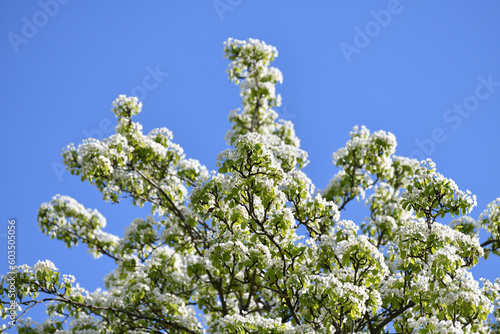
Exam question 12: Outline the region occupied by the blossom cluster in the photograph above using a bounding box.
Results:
[402,159,477,224]
[38,195,119,259]
[61,100,208,214]
[223,38,300,151]
[323,125,400,207]
[479,198,500,257]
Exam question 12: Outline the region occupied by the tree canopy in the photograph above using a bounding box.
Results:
[2,38,500,333]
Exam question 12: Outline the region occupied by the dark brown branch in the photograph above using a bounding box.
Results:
[372,301,415,333]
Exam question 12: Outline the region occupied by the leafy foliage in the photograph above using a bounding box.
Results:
[2,38,500,333]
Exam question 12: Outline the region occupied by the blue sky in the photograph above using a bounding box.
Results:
[1,0,500,329]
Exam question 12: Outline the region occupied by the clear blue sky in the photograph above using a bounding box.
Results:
[1,1,500,329]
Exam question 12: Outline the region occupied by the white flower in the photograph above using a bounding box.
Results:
[33,260,58,274]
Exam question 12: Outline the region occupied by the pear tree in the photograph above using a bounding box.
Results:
[2,38,500,334]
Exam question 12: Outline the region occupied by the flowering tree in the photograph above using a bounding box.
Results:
[2,38,500,333]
